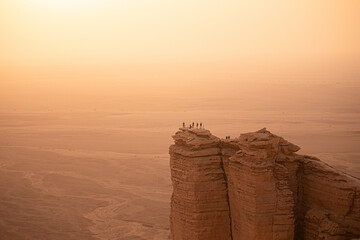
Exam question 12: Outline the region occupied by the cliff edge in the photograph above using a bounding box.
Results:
[169,128,360,240]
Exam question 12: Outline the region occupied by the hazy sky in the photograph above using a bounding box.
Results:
[1,0,360,65]
[1,0,360,111]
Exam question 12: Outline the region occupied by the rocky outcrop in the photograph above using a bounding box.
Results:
[169,129,231,240]
[299,156,360,240]
[169,128,360,240]
[228,129,300,240]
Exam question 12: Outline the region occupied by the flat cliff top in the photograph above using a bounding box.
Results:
[238,128,300,153]
[172,128,220,150]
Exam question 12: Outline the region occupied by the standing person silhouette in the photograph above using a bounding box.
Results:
[196,123,199,128]
[192,122,194,128]
[183,122,185,128]
[200,123,202,129]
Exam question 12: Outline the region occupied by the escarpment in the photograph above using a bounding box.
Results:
[169,129,232,240]
[170,128,360,240]
[299,156,360,239]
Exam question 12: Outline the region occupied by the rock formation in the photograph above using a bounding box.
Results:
[169,129,231,239]
[169,128,360,240]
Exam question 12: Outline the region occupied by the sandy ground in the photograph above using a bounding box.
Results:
[0,109,359,239]
[0,146,171,240]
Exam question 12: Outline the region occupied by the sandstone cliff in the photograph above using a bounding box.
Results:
[169,129,231,239]
[169,128,360,240]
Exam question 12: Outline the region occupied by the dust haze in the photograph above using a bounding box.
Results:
[1,0,360,239]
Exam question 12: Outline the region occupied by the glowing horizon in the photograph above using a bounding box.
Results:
[1,0,359,112]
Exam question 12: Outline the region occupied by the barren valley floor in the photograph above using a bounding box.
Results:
[0,146,171,240]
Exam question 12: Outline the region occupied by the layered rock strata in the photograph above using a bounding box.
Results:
[169,128,231,240]
[169,128,360,240]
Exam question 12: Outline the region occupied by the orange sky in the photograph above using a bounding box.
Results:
[1,0,360,65]
[1,0,360,111]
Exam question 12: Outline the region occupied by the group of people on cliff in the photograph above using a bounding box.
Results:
[182,122,204,129]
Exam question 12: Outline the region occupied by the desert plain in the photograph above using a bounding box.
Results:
[1,82,360,240]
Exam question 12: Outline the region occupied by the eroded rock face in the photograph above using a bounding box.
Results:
[299,156,360,240]
[169,128,232,240]
[229,129,300,240]
[169,128,360,240]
